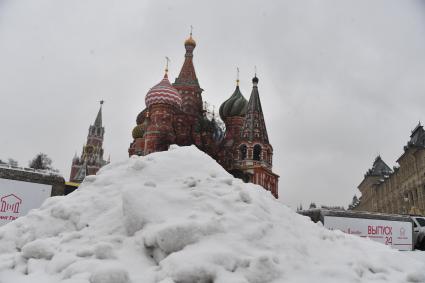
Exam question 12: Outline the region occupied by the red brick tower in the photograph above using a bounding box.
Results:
[173,32,203,116]
[172,33,206,147]
[70,101,109,183]
[145,70,182,154]
[236,75,279,197]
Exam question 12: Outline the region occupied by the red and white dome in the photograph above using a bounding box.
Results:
[145,73,182,108]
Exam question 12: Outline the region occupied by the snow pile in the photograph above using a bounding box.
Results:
[0,145,424,283]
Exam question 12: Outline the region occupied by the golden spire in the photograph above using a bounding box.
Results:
[236,67,240,86]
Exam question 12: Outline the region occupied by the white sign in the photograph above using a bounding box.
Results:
[0,178,52,226]
[324,216,413,251]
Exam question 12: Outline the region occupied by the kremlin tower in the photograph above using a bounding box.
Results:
[129,33,279,197]
[70,101,109,183]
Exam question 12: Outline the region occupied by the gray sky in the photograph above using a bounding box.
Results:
[1,0,425,209]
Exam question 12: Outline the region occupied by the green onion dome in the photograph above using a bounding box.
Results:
[219,86,248,120]
[132,124,145,139]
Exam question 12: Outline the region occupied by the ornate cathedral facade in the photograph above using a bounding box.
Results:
[128,34,279,197]
[70,102,109,183]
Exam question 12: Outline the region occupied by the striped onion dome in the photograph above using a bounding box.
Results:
[145,73,182,108]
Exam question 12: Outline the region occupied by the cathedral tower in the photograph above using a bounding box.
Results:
[143,67,182,155]
[70,102,109,183]
[219,73,248,170]
[173,31,203,116]
[235,75,279,197]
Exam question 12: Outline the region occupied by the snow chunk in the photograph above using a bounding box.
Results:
[144,219,221,257]
[90,267,130,283]
[47,252,78,273]
[22,239,55,260]
[94,243,115,260]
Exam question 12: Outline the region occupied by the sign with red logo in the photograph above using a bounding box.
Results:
[0,179,52,226]
[324,216,413,251]
[0,194,22,213]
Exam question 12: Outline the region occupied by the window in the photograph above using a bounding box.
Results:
[240,145,247,160]
[253,144,262,161]
[416,218,425,227]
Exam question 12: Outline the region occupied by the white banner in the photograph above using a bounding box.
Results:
[324,216,413,251]
[0,178,52,226]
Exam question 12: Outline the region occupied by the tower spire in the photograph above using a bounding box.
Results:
[165,56,170,72]
[240,74,268,142]
[175,29,199,86]
[236,67,240,86]
[165,56,170,76]
[94,100,104,127]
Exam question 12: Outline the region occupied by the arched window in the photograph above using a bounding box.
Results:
[240,145,247,160]
[253,144,262,161]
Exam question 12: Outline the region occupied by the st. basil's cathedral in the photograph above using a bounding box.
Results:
[128,33,279,197]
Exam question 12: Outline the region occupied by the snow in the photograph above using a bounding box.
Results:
[0,163,62,177]
[0,145,424,282]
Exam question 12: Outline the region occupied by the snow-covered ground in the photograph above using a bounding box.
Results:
[0,145,424,283]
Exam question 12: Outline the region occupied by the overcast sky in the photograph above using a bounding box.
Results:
[1,0,425,209]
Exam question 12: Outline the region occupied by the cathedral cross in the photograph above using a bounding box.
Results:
[165,56,170,73]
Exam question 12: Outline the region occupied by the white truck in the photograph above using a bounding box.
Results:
[411,216,425,250]
[299,209,414,251]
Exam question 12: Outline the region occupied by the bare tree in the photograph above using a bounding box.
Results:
[29,153,56,171]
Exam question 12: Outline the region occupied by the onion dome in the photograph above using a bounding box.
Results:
[145,73,182,108]
[132,124,145,139]
[184,34,196,47]
[219,85,248,120]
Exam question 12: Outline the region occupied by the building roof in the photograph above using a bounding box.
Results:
[396,122,425,163]
[365,155,392,177]
[408,122,425,147]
